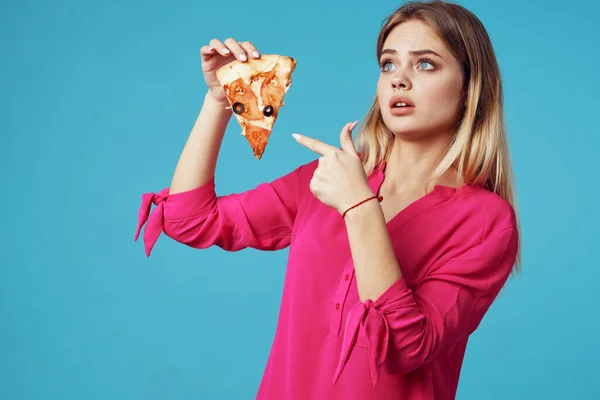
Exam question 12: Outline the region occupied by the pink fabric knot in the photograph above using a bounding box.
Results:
[333,299,390,387]
[134,188,170,257]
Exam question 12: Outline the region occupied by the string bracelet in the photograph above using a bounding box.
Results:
[341,195,384,219]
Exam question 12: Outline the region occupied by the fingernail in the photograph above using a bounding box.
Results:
[239,53,247,61]
[208,46,215,52]
[292,133,302,141]
[252,51,260,58]
[350,120,358,130]
[222,48,230,54]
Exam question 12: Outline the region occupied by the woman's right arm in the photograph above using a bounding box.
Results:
[168,90,232,195]
[134,38,312,257]
[169,36,249,194]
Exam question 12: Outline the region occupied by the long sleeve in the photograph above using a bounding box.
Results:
[134,164,309,257]
[333,226,519,386]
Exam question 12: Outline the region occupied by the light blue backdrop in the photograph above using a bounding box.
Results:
[2,0,598,398]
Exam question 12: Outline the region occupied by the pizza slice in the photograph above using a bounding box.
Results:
[216,54,296,159]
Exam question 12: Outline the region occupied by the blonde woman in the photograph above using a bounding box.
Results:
[135,0,521,398]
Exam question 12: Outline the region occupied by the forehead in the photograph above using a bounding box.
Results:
[383,20,447,55]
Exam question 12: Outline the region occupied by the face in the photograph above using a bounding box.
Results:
[377,20,466,141]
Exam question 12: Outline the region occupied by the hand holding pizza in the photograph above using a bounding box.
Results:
[293,122,376,216]
[200,38,261,105]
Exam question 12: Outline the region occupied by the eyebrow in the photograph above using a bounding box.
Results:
[380,49,443,59]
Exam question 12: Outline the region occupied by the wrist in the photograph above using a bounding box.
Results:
[343,197,381,224]
[340,190,379,218]
[204,91,232,110]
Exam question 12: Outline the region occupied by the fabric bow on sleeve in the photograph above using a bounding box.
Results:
[134,188,170,257]
[333,299,389,387]
[333,284,422,387]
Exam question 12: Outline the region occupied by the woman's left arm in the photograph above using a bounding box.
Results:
[293,123,519,386]
[294,122,405,300]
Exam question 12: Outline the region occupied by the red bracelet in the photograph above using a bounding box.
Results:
[342,195,383,219]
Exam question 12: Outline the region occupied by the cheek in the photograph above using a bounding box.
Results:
[420,80,463,118]
[377,77,392,113]
[376,77,387,103]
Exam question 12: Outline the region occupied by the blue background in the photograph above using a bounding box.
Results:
[2,0,599,398]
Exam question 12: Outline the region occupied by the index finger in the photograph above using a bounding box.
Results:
[292,133,337,156]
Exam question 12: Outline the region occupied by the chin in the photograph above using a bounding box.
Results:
[389,128,424,141]
[382,116,421,136]
[386,122,442,142]
[383,114,455,142]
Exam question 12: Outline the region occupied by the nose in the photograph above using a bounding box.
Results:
[391,73,411,90]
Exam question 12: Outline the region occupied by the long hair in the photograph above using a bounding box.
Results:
[355,0,522,271]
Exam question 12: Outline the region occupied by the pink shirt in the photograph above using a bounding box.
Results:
[135,159,519,400]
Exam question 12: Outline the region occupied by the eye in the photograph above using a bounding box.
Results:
[232,102,245,114]
[418,59,435,70]
[380,59,396,72]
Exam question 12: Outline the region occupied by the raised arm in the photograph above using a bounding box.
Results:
[134,38,305,256]
[169,38,257,194]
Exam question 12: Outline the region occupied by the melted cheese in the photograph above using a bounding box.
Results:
[216,54,296,138]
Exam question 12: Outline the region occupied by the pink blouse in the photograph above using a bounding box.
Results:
[135,159,519,400]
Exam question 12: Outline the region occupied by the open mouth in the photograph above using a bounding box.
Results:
[389,98,415,116]
[392,102,413,108]
[389,95,415,108]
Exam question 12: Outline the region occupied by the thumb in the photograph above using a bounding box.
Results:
[340,120,359,156]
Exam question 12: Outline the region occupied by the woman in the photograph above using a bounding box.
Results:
[135,0,521,398]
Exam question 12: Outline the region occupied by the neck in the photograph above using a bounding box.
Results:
[381,132,459,196]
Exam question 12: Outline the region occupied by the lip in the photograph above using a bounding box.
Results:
[389,95,415,108]
[389,95,415,116]
[390,106,415,116]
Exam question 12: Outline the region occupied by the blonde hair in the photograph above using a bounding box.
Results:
[356,0,522,272]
